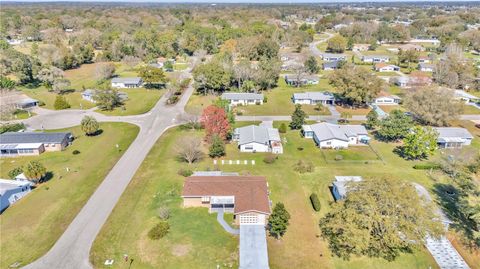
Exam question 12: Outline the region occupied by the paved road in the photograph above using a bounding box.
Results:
[309,32,334,58]
[23,73,195,269]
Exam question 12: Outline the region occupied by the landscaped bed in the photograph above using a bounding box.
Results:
[0,122,139,268]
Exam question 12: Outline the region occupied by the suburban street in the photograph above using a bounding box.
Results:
[22,73,195,269]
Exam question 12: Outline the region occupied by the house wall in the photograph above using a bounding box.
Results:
[230,99,263,106]
[374,97,398,105]
[293,99,312,105]
[332,185,342,201]
[43,142,65,152]
[111,82,141,88]
[314,135,350,149]
[0,185,31,212]
[239,142,270,153]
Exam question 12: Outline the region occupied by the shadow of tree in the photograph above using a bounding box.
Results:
[433,183,477,245]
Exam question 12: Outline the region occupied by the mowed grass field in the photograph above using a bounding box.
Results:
[185,78,333,116]
[0,123,139,268]
[20,62,164,115]
[89,120,460,269]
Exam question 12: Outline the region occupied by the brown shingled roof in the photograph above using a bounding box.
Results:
[182,176,271,215]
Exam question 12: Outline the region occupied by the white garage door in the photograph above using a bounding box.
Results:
[239,214,265,225]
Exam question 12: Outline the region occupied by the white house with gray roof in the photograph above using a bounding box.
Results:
[0,178,32,212]
[332,176,363,201]
[302,122,369,149]
[221,93,264,106]
[361,55,390,63]
[292,92,335,105]
[321,53,347,61]
[433,127,473,149]
[81,89,128,103]
[111,77,143,88]
[0,132,73,157]
[233,125,283,154]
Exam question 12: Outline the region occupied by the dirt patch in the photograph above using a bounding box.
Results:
[171,244,191,257]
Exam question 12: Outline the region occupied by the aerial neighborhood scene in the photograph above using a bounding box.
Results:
[1,0,480,269]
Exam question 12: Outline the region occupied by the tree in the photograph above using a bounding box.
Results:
[139,66,167,88]
[289,104,306,130]
[268,202,291,239]
[0,76,15,90]
[329,64,384,107]
[376,110,413,141]
[304,56,319,74]
[208,135,226,158]
[24,161,47,184]
[177,137,203,164]
[81,115,99,136]
[95,63,116,81]
[398,49,419,69]
[36,66,64,89]
[94,90,123,111]
[255,56,281,90]
[122,55,141,70]
[365,110,379,130]
[320,178,443,261]
[327,35,347,53]
[405,86,462,126]
[290,64,308,87]
[53,95,71,110]
[401,126,438,160]
[52,78,71,94]
[200,105,230,142]
[193,60,232,94]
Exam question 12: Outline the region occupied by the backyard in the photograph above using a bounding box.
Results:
[0,123,139,268]
[89,120,456,269]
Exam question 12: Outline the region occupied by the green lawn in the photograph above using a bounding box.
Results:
[20,61,163,115]
[0,123,139,269]
[97,88,164,116]
[174,63,189,71]
[320,145,381,163]
[91,121,448,269]
[186,79,333,116]
[462,104,480,114]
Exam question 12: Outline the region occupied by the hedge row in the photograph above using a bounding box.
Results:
[413,163,441,170]
[310,193,321,212]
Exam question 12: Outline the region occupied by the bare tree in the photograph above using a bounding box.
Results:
[291,63,308,87]
[122,55,141,70]
[176,137,204,164]
[0,90,21,120]
[176,113,200,129]
[95,63,116,81]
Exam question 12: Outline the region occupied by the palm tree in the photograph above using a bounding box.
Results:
[81,116,100,136]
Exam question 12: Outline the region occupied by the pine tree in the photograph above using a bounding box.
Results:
[208,135,226,158]
[365,110,379,130]
[289,104,306,130]
[268,202,291,239]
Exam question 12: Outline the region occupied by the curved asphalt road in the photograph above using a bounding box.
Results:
[22,74,195,269]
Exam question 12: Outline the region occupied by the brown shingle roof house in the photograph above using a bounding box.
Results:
[182,175,271,225]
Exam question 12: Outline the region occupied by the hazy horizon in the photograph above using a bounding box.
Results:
[1,0,479,2]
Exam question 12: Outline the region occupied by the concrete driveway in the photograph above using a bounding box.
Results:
[239,225,269,269]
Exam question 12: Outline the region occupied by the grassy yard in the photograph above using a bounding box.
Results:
[97,88,164,116]
[336,105,371,116]
[174,63,189,71]
[185,79,334,116]
[20,62,163,115]
[90,121,450,269]
[462,104,480,114]
[0,123,139,269]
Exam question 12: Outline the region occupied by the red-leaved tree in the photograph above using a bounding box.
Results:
[201,105,230,142]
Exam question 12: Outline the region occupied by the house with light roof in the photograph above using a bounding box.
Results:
[302,122,369,149]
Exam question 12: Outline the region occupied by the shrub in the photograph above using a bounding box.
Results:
[263,153,277,164]
[53,95,71,110]
[167,95,179,104]
[334,155,343,161]
[8,167,23,179]
[278,123,287,134]
[263,96,268,103]
[310,193,321,211]
[157,206,170,220]
[0,123,25,134]
[148,221,170,240]
[38,101,46,106]
[413,163,441,170]
[293,160,314,173]
[72,150,81,155]
[297,147,304,151]
[177,168,193,177]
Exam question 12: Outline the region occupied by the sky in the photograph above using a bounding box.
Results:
[1,0,478,2]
